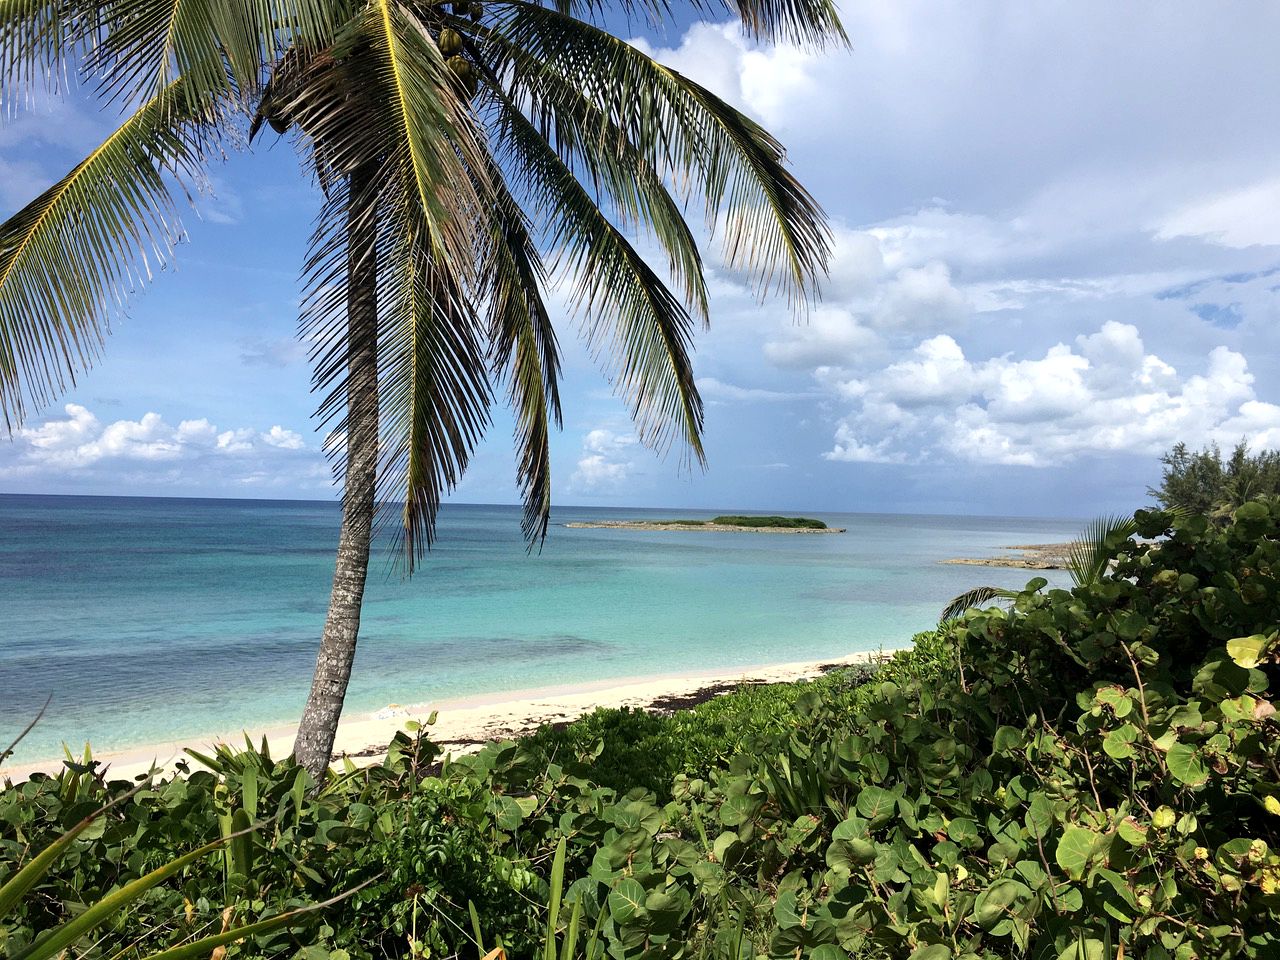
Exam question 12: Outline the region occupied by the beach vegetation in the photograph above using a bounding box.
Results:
[0,0,845,783]
[4,500,1279,957]
[939,513,1137,621]
[711,515,828,529]
[0,754,348,959]
[1151,440,1280,520]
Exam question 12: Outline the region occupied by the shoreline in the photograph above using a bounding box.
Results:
[940,541,1076,569]
[563,521,846,534]
[3,648,899,783]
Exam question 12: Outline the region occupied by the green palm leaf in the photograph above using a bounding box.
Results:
[481,171,562,545]
[494,91,705,462]
[368,0,490,277]
[939,585,1016,623]
[476,21,710,320]
[493,2,831,305]
[536,0,846,47]
[0,79,215,428]
[378,207,493,567]
[1,0,338,105]
[1065,514,1138,588]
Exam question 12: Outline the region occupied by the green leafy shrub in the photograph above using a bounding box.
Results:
[710,516,827,529]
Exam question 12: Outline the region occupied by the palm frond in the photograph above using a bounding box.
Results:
[377,207,493,569]
[475,21,709,322]
[492,2,831,306]
[0,0,98,98]
[939,585,1015,623]
[529,0,845,48]
[493,90,704,463]
[719,0,846,47]
[0,79,216,429]
[301,166,492,570]
[480,170,562,546]
[368,0,491,279]
[87,0,239,107]
[1065,514,1138,588]
[1,0,340,107]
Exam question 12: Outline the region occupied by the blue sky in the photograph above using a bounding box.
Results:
[3,0,1280,518]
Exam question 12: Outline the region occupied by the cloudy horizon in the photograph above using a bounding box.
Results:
[3,1,1279,520]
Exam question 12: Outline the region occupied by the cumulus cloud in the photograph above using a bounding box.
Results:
[569,428,640,492]
[822,323,1280,467]
[764,305,881,369]
[628,22,820,129]
[0,404,319,488]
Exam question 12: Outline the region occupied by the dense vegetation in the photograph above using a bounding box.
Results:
[710,516,828,529]
[644,517,828,529]
[1150,441,1280,520]
[4,502,1279,959]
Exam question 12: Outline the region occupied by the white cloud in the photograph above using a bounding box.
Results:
[764,305,881,369]
[821,323,1280,467]
[1155,177,1280,249]
[0,405,318,487]
[569,428,640,492]
[875,261,968,330]
[629,22,820,129]
[262,425,305,450]
[697,377,815,402]
[239,336,308,368]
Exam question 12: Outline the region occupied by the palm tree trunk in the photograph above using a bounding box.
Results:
[293,161,379,783]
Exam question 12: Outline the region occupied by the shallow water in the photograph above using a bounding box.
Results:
[0,494,1080,763]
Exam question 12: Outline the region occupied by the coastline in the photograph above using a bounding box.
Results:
[3,648,899,783]
[563,521,846,534]
[940,541,1076,569]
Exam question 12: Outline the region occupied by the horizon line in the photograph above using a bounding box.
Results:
[0,489,1089,523]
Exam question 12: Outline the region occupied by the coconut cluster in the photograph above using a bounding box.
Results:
[440,2,483,98]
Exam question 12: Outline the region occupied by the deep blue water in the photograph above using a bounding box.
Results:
[0,495,1080,763]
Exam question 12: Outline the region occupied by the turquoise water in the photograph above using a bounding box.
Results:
[0,495,1080,763]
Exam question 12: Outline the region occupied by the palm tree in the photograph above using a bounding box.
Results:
[0,0,844,781]
[939,514,1139,622]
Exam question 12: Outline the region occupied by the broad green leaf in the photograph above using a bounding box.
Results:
[826,837,876,874]
[1054,825,1099,880]
[1116,818,1148,847]
[972,878,1030,929]
[855,785,896,826]
[1166,743,1209,787]
[1102,724,1140,760]
[1226,634,1270,669]
[607,878,647,924]
[1056,938,1105,960]
[992,725,1024,754]
[1024,793,1054,840]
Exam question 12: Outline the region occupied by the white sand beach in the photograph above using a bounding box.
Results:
[4,649,897,783]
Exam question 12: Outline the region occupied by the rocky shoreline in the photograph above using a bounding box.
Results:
[564,521,846,534]
[941,542,1076,569]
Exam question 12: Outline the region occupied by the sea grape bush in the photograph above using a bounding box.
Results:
[2,501,1278,959]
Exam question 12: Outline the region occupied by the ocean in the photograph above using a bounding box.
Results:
[0,495,1080,764]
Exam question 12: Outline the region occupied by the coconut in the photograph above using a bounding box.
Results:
[447,55,473,79]
[469,2,482,19]
[439,28,463,56]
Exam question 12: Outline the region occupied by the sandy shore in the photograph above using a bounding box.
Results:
[3,649,897,783]
[564,521,846,534]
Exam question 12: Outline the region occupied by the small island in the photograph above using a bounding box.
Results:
[565,515,845,534]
